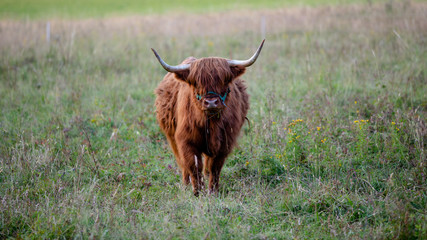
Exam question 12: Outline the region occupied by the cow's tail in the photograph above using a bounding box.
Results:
[244,117,251,131]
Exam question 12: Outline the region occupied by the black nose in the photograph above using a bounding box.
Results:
[203,98,219,108]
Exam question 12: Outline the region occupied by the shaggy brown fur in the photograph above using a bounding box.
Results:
[155,57,249,196]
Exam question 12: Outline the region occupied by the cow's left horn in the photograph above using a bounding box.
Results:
[151,48,191,72]
[227,39,265,67]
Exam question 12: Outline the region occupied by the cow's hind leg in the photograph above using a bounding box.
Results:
[182,169,190,185]
[165,135,191,185]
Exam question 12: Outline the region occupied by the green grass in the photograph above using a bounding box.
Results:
[0,0,387,19]
[1,1,427,239]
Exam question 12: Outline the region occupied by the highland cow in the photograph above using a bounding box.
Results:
[152,40,264,196]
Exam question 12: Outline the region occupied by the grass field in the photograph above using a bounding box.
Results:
[0,0,389,19]
[1,1,427,239]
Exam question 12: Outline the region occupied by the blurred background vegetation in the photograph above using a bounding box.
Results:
[0,0,391,19]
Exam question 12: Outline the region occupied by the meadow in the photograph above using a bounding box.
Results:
[0,1,426,239]
[0,0,390,19]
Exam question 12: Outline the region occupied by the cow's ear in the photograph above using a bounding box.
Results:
[230,66,246,79]
[173,56,196,83]
[173,70,190,83]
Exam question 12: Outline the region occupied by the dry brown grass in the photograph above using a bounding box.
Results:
[1,2,426,54]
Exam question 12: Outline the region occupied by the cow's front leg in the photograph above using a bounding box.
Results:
[178,143,204,196]
[190,154,204,196]
[204,155,226,194]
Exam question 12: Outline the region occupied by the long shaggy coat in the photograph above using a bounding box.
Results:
[155,57,249,195]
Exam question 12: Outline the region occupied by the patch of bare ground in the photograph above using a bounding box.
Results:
[0,2,426,53]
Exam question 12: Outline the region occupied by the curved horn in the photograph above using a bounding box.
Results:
[151,48,190,72]
[228,39,265,67]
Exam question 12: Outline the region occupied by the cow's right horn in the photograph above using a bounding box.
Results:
[227,39,265,67]
[152,48,191,72]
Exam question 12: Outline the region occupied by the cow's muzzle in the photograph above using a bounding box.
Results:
[196,88,230,110]
[203,97,220,109]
